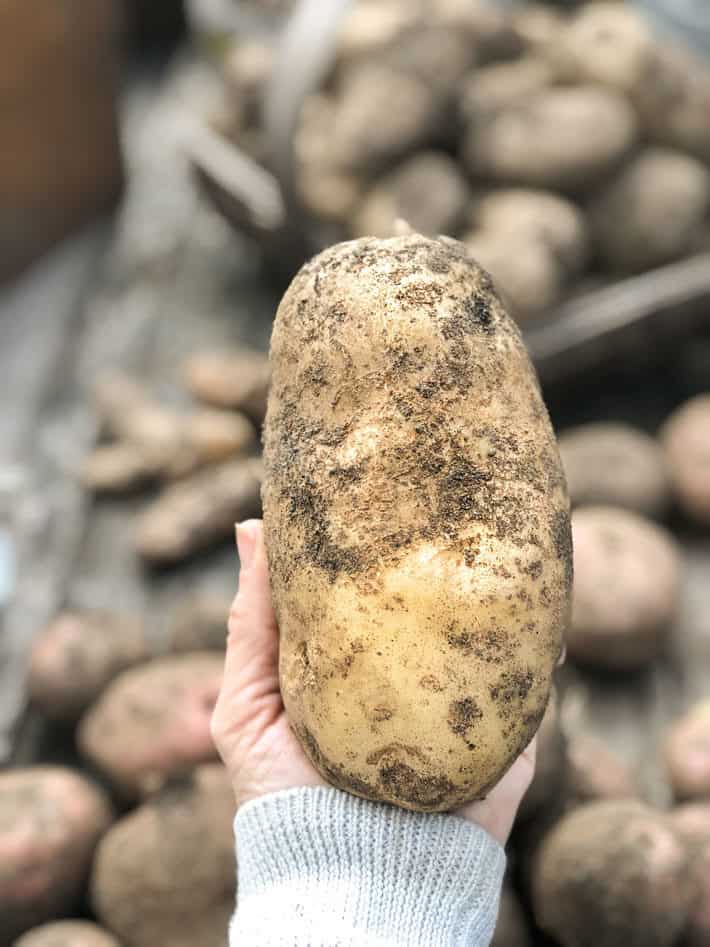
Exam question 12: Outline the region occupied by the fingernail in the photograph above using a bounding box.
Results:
[236,522,256,571]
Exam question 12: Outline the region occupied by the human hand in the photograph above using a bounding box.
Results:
[211,519,326,808]
[211,519,536,844]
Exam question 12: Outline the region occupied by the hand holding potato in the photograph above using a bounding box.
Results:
[211,519,536,845]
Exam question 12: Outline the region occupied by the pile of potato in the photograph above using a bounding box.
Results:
[79,350,269,564]
[6,383,709,945]
[212,0,710,319]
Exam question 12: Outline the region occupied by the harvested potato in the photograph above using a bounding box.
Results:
[183,348,270,423]
[351,152,470,239]
[92,373,256,482]
[664,700,710,802]
[568,735,639,803]
[78,653,222,799]
[0,768,113,943]
[590,148,710,272]
[517,693,567,823]
[462,86,637,190]
[569,507,681,670]
[263,234,572,811]
[13,921,121,947]
[459,58,555,121]
[337,1,418,64]
[81,443,159,493]
[511,5,565,56]
[551,3,655,95]
[92,765,235,947]
[634,46,710,163]
[492,882,531,947]
[135,458,263,565]
[330,64,440,172]
[660,395,710,526]
[380,22,478,95]
[533,801,691,947]
[28,611,149,722]
[463,231,564,318]
[433,0,522,63]
[671,802,710,947]
[471,188,589,275]
[558,422,670,517]
[167,594,229,652]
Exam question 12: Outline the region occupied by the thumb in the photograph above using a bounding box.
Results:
[225,520,279,685]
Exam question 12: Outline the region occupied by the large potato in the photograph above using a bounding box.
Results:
[263,234,572,811]
[0,768,113,943]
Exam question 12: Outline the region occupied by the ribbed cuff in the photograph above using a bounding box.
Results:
[231,786,505,947]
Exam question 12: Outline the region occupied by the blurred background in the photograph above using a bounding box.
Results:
[1,2,710,946]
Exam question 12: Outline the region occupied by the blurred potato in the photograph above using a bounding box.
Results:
[351,152,470,238]
[462,86,637,191]
[558,422,670,517]
[550,3,656,95]
[665,700,710,802]
[589,148,710,272]
[660,395,710,526]
[568,507,682,670]
[464,231,564,319]
[471,188,589,275]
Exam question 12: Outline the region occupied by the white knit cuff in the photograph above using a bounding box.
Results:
[231,786,505,947]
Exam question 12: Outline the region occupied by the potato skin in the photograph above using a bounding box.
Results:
[263,234,571,811]
[0,768,113,944]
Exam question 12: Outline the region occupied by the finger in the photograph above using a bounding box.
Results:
[222,520,279,701]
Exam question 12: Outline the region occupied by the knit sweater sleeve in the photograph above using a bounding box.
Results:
[229,786,505,947]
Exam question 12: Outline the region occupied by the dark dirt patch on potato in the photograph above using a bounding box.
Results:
[448,697,483,748]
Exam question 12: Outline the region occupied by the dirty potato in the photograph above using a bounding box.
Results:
[462,86,637,191]
[589,148,710,272]
[262,234,572,811]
